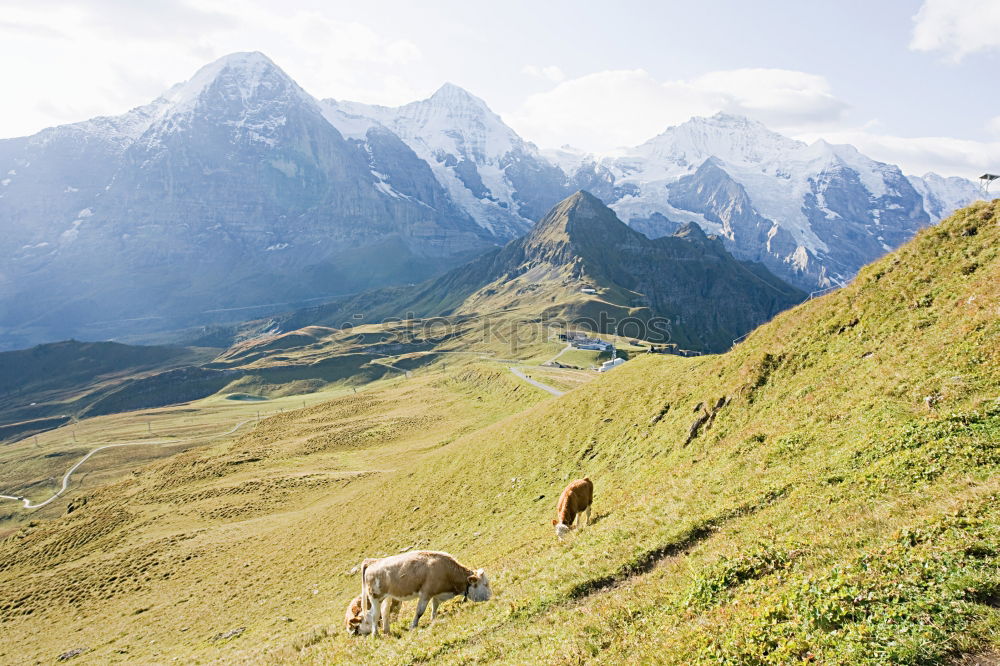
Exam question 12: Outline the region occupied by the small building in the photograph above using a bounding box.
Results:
[647,343,679,355]
[597,357,625,372]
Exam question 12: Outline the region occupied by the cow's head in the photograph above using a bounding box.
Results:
[346,615,366,635]
[345,596,370,636]
[466,568,491,602]
[354,614,375,636]
[553,520,572,538]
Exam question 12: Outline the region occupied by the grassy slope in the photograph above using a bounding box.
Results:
[0,384,367,529]
[301,200,998,664]
[0,202,997,664]
[0,366,549,663]
[0,341,219,439]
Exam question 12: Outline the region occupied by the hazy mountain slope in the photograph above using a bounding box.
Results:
[0,340,217,440]
[0,201,995,664]
[324,91,982,296]
[0,53,495,350]
[1,51,982,350]
[267,191,804,353]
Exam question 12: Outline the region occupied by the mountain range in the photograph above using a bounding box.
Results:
[0,51,982,349]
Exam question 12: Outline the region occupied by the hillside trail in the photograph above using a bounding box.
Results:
[509,367,565,397]
[542,342,574,365]
[0,419,253,510]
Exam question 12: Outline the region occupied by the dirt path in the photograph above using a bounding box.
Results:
[0,419,253,510]
[509,367,565,397]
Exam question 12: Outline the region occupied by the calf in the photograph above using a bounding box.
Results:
[344,594,400,635]
[360,550,491,637]
[553,477,593,538]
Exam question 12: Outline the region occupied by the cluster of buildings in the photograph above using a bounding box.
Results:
[546,331,703,375]
[554,331,625,373]
[559,331,613,351]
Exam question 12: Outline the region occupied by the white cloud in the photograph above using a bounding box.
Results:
[910,0,1000,61]
[522,65,566,83]
[0,0,425,137]
[507,70,705,151]
[694,69,848,131]
[505,68,848,152]
[795,127,1000,178]
[987,115,1000,137]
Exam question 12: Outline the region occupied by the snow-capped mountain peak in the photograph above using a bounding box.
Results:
[322,83,566,237]
[387,83,523,164]
[117,51,323,149]
[156,51,313,118]
[636,112,805,167]
[557,111,982,290]
[541,144,595,177]
[908,172,984,221]
[427,82,491,109]
[315,92,984,291]
[70,52,317,146]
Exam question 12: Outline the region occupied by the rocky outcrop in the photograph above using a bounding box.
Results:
[279,191,805,353]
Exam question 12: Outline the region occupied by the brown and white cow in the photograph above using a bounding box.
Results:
[359,550,491,637]
[553,477,593,539]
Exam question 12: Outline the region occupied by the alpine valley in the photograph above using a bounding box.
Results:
[2,40,1000,666]
[0,52,982,350]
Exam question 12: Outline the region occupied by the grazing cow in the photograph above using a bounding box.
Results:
[360,550,491,637]
[553,477,593,538]
[344,594,400,635]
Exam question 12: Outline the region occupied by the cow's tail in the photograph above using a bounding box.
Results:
[360,559,371,614]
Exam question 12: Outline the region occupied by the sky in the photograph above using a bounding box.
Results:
[1,0,998,178]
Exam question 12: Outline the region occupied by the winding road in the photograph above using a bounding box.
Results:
[0,419,252,510]
[542,342,574,366]
[509,367,565,397]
